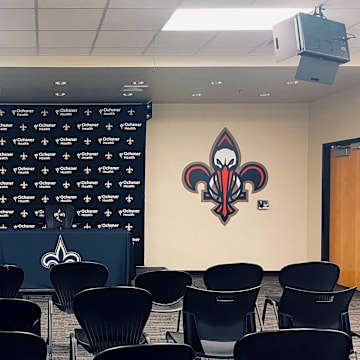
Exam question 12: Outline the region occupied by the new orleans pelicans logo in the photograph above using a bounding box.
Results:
[183,128,268,225]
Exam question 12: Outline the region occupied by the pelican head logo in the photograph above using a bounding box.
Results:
[41,235,81,269]
[183,128,268,225]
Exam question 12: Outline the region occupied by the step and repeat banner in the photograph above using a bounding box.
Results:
[0,104,151,265]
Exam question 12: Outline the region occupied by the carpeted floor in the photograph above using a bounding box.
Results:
[24,274,360,360]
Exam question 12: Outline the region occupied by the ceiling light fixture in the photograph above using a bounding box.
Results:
[122,92,134,97]
[54,92,66,97]
[54,81,67,86]
[259,92,271,97]
[192,93,202,97]
[211,80,223,85]
[286,80,300,85]
[131,81,145,85]
[162,8,312,31]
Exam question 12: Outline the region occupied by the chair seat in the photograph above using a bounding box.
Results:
[152,300,182,313]
[52,294,73,314]
[167,331,236,359]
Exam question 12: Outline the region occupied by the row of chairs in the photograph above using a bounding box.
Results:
[0,261,356,360]
[0,328,352,360]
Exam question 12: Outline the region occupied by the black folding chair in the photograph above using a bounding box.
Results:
[94,344,194,360]
[204,263,263,329]
[166,285,260,359]
[262,261,340,324]
[233,328,351,360]
[71,286,152,360]
[0,265,24,298]
[0,298,41,335]
[0,331,47,360]
[48,261,108,359]
[278,286,357,357]
[135,270,192,331]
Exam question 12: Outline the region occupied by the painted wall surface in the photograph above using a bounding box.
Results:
[307,87,360,260]
[145,104,308,270]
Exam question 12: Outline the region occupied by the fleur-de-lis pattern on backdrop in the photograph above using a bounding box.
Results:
[0,104,151,265]
[183,128,268,225]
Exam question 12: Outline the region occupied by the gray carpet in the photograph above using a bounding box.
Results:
[24,275,360,360]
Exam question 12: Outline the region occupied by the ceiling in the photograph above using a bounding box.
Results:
[0,0,360,103]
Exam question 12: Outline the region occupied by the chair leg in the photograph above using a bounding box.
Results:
[177,310,181,331]
[70,332,77,360]
[261,298,269,324]
[255,303,264,331]
[48,297,53,360]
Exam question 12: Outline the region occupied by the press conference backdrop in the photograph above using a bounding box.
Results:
[0,104,151,265]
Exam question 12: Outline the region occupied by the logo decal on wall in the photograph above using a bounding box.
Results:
[183,128,268,225]
[41,235,81,269]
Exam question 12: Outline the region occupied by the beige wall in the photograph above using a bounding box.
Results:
[145,104,309,270]
[307,87,360,260]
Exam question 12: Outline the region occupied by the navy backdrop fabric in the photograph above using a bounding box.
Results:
[0,104,151,265]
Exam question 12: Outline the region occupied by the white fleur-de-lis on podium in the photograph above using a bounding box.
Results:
[41,235,81,269]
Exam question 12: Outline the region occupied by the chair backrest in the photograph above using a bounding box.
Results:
[45,204,75,229]
[204,263,263,290]
[135,270,192,304]
[278,286,356,336]
[0,331,47,360]
[278,261,340,291]
[182,285,260,353]
[233,328,351,360]
[50,261,108,313]
[94,344,194,360]
[0,265,24,298]
[73,286,152,354]
[0,298,41,335]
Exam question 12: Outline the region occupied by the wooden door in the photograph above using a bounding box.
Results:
[329,147,360,287]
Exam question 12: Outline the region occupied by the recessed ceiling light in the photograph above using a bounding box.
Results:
[211,80,223,86]
[286,80,300,85]
[54,92,66,97]
[162,8,312,31]
[131,81,145,85]
[259,92,271,97]
[192,93,202,97]
[54,81,67,86]
[122,92,134,97]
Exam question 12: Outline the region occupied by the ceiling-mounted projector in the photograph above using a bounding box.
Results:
[272,8,350,85]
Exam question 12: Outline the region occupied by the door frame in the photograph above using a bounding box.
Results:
[321,136,360,261]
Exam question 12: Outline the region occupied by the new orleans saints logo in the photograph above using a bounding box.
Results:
[183,128,268,225]
[41,235,81,269]
[53,208,66,223]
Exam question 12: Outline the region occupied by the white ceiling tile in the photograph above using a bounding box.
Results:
[0,31,35,47]
[39,9,102,30]
[325,0,360,9]
[39,0,106,8]
[96,30,156,47]
[252,0,320,6]
[247,43,276,56]
[153,31,217,47]
[102,9,172,30]
[0,47,36,55]
[143,47,197,55]
[0,0,34,8]
[323,9,360,28]
[0,10,35,30]
[92,47,144,55]
[206,31,272,48]
[180,0,254,8]
[39,31,96,47]
[109,0,179,8]
[196,47,251,55]
[349,47,360,54]
[39,47,90,55]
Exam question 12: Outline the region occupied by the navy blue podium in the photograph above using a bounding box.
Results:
[0,229,135,290]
